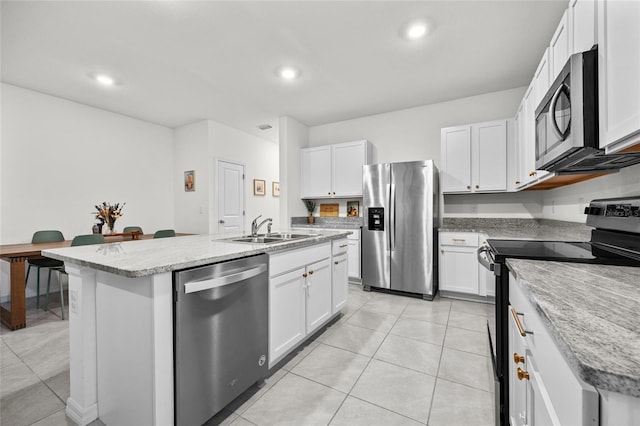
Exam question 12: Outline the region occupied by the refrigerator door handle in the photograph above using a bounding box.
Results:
[389,183,396,251]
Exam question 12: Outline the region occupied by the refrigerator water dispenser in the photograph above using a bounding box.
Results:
[368,208,384,231]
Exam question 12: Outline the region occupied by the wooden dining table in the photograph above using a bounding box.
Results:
[0,231,150,330]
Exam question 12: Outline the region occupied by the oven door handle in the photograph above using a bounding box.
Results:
[477,245,497,275]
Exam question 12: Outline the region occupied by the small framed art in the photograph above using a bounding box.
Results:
[253,179,266,196]
[272,181,280,197]
[184,170,195,192]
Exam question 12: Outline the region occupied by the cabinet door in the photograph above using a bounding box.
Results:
[513,103,524,188]
[300,146,332,198]
[527,355,562,426]
[472,121,507,192]
[332,253,348,314]
[569,0,596,54]
[305,259,332,334]
[269,268,306,365]
[439,245,479,295]
[332,141,368,197]
[509,305,529,426]
[598,0,640,150]
[347,239,360,278]
[533,48,551,108]
[550,10,570,82]
[441,125,472,193]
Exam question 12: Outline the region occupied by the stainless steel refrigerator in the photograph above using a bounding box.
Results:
[362,160,440,300]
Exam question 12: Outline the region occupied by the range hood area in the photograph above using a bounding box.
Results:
[541,144,640,174]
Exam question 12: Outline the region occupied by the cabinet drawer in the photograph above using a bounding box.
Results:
[440,232,478,247]
[269,243,331,277]
[347,229,360,241]
[332,239,349,255]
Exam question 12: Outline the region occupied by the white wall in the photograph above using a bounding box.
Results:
[309,86,526,166]
[173,120,280,234]
[279,116,309,225]
[1,83,174,299]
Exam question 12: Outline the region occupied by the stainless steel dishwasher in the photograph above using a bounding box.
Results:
[174,254,269,426]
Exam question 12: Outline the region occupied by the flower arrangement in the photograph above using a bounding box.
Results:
[94,202,125,234]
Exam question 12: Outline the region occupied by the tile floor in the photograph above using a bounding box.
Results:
[1,285,495,426]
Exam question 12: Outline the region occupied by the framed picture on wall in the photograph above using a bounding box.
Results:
[184,170,195,192]
[272,182,280,197]
[347,200,359,217]
[253,179,266,196]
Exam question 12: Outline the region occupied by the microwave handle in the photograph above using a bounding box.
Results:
[550,83,571,141]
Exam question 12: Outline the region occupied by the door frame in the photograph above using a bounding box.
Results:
[213,158,246,234]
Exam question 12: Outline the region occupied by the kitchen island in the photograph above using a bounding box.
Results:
[42,230,351,426]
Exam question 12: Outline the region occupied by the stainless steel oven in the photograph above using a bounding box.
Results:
[478,196,640,426]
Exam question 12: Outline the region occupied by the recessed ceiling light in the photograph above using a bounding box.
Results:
[278,66,300,81]
[93,73,116,86]
[404,21,428,40]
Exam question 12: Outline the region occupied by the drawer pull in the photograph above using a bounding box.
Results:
[517,367,530,381]
[339,244,348,248]
[452,238,466,242]
[513,353,525,364]
[515,180,521,185]
[511,308,533,336]
[334,261,339,265]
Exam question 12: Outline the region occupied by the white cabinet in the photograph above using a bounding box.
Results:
[300,146,332,198]
[533,48,551,108]
[268,243,332,367]
[509,272,598,426]
[331,240,348,314]
[441,120,507,193]
[569,0,596,54]
[300,140,371,198]
[347,229,361,279]
[598,0,640,152]
[305,258,332,334]
[550,10,570,83]
[439,233,479,295]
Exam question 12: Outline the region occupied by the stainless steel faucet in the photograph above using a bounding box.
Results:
[251,215,273,236]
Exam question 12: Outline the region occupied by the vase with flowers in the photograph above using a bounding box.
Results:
[303,199,316,224]
[94,202,125,234]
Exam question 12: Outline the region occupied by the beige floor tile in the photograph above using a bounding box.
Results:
[390,317,447,346]
[329,396,424,426]
[444,326,489,356]
[437,347,491,392]
[227,368,288,415]
[242,373,346,426]
[320,323,386,357]
[360,294,409,316]
[45,369,70,402]
[230,416,258,426]
[292,344,370,393]
[30,408,78,426]
[0,355,41,398]
[446,310,488,333]
[345,309,398,333]
[428,378,494,426]
[0,381,65,426]
[374,334,441,376]
[350,359,435,423]
[280,339,320,371]
[450,299,493,317]
[401,302,450,326]
[1,340,22,369]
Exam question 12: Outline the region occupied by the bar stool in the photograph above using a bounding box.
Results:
[26,230,65,308]
[153,229,175,238]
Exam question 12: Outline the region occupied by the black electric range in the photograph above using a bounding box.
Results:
[479,197,640,426]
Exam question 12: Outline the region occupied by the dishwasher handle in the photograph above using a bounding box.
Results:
[184,264,267,294]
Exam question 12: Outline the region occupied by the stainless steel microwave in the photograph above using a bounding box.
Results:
[535,48,599,172]
[535,47,640,173]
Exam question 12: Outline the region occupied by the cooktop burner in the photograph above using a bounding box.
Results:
[486,239,640,267]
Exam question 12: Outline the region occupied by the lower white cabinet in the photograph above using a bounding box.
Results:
[509,272,598,426]
[268,241,347,368]
[439,232,493,299]
[347,230,361,279]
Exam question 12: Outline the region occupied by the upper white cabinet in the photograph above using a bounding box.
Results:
[441,120,507,193]
[533,48,551,109]
[598,0,640,152]
[300,140,371,198]
[549,10,570,83]
[569,0,596,54]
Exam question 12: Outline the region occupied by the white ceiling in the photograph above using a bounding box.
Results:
[1,1,567,143]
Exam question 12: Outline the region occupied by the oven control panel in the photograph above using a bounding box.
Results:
[585,197,640,233]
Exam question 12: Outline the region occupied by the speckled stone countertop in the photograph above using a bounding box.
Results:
[440,218,592,241]
[507,259,640,397]
[291,216,363,229]
[43,229,351,278]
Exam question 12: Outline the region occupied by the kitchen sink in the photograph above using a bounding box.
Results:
[223,233,319,244]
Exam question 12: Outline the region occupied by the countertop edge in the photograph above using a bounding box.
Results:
[43,232,351,278]
[507,259,640,398]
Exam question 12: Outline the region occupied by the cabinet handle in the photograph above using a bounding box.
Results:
[513,352,525,364]
[328,192,331,195]
[441,249,444,254]
[515,180,521,185]
[528,171,537,177]
[475,184,479,189]
[466,185,471,189]
[334,261,339,265]
[511,308,533,336]
[308,270,314,275]
[517,367,530,381]
[333,192,335,195]
[339,244,348,248]
[302,273,308,278]
[452,238,466,242]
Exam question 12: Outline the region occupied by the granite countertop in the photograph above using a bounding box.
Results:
[43,229,351,278]
[507,259,640,397]
[291,216,363,230]
[440,218,593,241]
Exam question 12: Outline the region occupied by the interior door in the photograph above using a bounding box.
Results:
[217,160,245,234]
